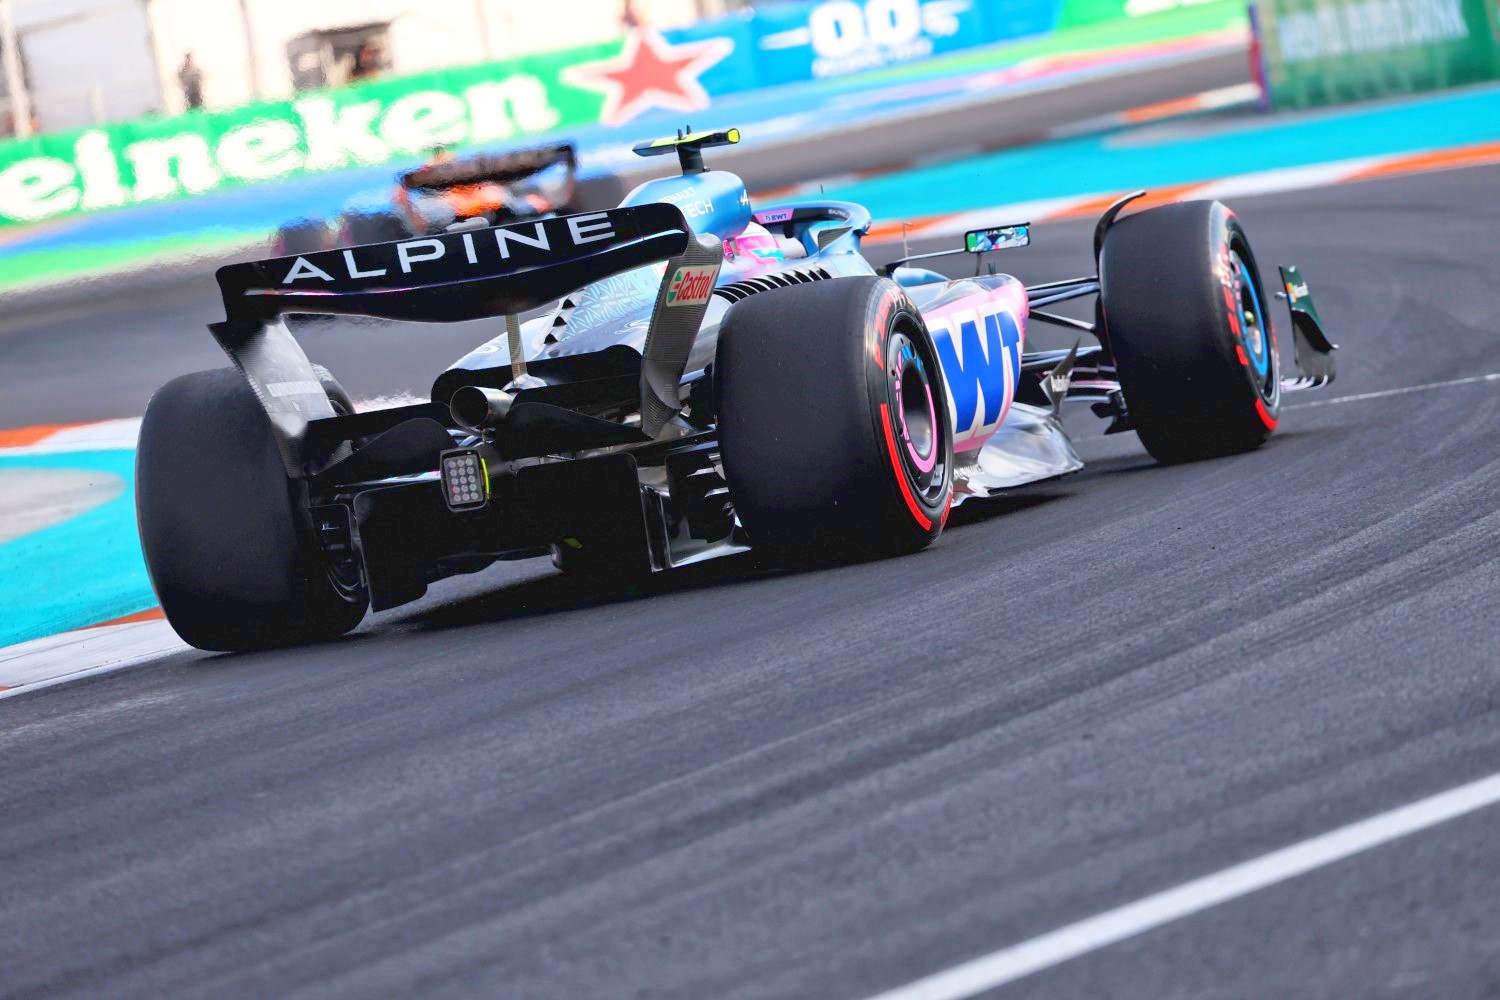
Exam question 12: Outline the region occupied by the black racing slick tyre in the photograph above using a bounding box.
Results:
[136,369,366,651]
[1100,200,1281,464]
[716,275,953,559]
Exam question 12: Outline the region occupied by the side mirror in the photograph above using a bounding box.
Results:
[965,224,1030,253]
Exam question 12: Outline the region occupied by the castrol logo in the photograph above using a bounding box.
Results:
[665,265,717,307]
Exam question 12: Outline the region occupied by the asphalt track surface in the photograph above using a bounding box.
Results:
[6,134,1500,998]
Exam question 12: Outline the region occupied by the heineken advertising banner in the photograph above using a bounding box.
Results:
[1255,0,1500,107]
[0,0,1102,227]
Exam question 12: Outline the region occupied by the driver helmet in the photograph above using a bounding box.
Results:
[724,222,785,266]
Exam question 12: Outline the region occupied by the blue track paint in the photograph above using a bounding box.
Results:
[0,450,153,647]
[824,82,1500,219]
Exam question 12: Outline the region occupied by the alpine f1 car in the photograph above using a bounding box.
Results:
[272,141,626,255]
[137,127,1338,651]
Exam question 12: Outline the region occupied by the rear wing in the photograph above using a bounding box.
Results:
[210,204,692,475]
[215,203,689,324]
[399,142,576,191]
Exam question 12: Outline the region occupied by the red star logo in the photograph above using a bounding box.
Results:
[563,29,734,127]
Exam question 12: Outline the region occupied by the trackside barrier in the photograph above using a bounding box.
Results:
[1252,0,1500,107]
[0,0,1242,228]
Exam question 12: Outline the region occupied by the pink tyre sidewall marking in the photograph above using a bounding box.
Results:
[891,352,939,476]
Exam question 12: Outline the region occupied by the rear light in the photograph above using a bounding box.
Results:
[440,448,489,511]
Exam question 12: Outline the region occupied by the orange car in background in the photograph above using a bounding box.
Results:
[274,142,626,255]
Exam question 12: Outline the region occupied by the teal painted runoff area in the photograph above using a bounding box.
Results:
[0,450,153,648]
[822,82,1500,219]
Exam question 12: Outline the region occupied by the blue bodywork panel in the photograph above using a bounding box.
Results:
[622,171,752,245]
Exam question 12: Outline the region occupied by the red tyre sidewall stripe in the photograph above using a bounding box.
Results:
[1254,397,1278,430]
[879,402,932,532]
[1221,227,1280,433]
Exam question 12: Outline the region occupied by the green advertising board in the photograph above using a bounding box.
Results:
[1058,0,1241,30]
[0,43,618,227]
[1257,0,1500,107]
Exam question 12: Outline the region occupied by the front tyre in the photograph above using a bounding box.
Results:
[136,369,367,651]
[1100,200,1280,463]
[716,276,953,559]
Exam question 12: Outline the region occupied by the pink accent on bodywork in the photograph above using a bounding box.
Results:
[920,277,1029,451]
[921,277,1029,327]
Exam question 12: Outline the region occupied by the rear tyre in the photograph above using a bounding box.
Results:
[136,369,367,651]
[1100,200,1280,463]
[716,275,953,559]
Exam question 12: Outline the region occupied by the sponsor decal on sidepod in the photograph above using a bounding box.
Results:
[928,302,1022,447]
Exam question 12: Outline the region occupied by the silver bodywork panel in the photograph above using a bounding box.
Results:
[951,402,1083,502]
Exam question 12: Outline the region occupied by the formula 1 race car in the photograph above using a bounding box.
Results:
[272,141,626,255]
[137,127,1338,651]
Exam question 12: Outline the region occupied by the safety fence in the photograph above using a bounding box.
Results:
[1253,0,1500,107]
[0,0,1230,228]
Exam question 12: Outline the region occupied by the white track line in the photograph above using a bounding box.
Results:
[1287,372,1500,410]
[865,771,1500,1000]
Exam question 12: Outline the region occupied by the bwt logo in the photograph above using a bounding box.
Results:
[931,305,1021,443]
[665,265,717,307]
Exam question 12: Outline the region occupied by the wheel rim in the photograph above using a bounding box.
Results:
[1230,248,1275,400]
[887,329,948,506]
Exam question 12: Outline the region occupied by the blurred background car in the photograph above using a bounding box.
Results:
[271,141,627,254]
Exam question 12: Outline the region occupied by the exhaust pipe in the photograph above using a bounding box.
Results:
[449,386,515,432]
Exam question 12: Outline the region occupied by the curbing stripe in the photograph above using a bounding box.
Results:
[84,607,165,629]
[0,618,186,699]
[0,417,142,457]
